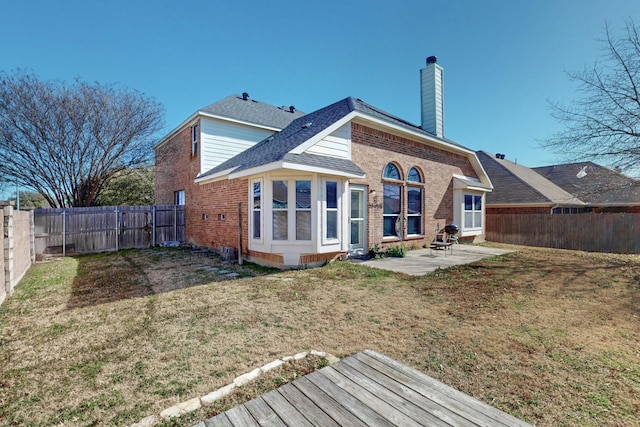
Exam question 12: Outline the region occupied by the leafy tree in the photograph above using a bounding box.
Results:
[15,191,48,209]
[544,19,640,175]
[95,166,155,206]
[0,71,164,207]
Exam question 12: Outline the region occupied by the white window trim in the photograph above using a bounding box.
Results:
[191,123,199,156]
[406,185,423,237]
[250,179,263,244]
[321,179,340,245]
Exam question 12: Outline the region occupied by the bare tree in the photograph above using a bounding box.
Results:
[0,71,164,207]
[543,19,640,176]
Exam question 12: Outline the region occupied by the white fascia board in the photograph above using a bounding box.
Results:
[290,111,358,155]
[453,174,493,192]
[154,110,283,151]
[228,162,284,180]
[228,160,366,180]
[351,113,493,187]
[154,112,200,150]
[352,113,475,156]
[197,111,283,132]
[281,161,365,178]
[195,167,237,184]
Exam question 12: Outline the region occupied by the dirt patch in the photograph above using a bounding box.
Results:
[0,244,638,426]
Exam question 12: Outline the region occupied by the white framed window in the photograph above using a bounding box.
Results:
[174,190,185,206]
[464,194,483,229]
[252,180,262,240]
[383,163,402,238]
[323,180,339,241]
[296,180,312,240]
[407,167,423,236]
[272,180,288,240]
[191,123,199,156]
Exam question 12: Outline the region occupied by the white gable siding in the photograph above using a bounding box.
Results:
[304,123,351,159]
[200,117,277,173]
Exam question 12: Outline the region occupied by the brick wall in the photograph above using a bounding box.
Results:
[155,119,200,205]
[187,179,249,253]
[1,205,34,306]
[350,123,479,249]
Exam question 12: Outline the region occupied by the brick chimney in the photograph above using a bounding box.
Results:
[420,56,444,138]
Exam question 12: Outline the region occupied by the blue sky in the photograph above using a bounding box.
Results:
[1,0,639,180]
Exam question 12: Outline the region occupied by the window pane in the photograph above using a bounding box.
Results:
[407,216,421,235]
[383,216,398,237]
[474,195,482,210]
[383,163,400,180]
[465,212,473,228]
[326,211,337,239]
[351,221,360,245]
[408,167,421,183]
[351,191,360,218]
[273,211,288,240]
[383,185,401,214]
[296,180,311,209]
[253,182,261,209]
[474,212,482,227]
[407,187,421,214]
[273,181,287,209]
[296,211,311,240]
[326,181,337,209]
[253,211,261,238]
[464,194,473,211]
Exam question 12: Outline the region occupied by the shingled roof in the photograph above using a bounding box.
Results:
[199,94,306,129]
[533,162,640,207]
[476,151,585,206]
[199,96,473,181]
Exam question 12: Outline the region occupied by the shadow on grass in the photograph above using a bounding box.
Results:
[66,247,278,310]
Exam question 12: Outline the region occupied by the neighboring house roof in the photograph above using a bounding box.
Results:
[199,94,306,129]
[154,94,305,149]
[198,97,481,182]
[476,151,585,206]
[533,162,640,207]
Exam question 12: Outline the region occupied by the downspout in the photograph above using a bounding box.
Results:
[237,202,243,265]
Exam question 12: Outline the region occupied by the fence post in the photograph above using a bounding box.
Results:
[3,205,13,301]
[62,210,66,257]
[115,206,119,252]
[151,206,156,247]
[173,205,177,241]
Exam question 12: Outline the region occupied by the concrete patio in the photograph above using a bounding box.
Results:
[352,244,515,276]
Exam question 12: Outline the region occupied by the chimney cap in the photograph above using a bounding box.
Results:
[242,92,249,100]
[426,56,438,65]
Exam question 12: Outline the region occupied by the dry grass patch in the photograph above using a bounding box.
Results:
[0,245,639,426]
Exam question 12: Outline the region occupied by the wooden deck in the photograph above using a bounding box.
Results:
[199,349,532,426]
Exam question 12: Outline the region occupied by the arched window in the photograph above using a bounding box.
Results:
[383,163,402,237]
[384,163,401,180]
[407,167,423,235]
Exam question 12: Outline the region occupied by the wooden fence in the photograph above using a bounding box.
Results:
[486,213,640,254]
[34,205,185,256]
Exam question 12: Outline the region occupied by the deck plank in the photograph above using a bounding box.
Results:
[198,350,533,427]
[276,382,341,426]
[341,355,474,425]
[223,404,259,426]
[318,363,425,427]
[243,396,287,426]
[260,387,315,427]
[359,349,532,426]
[204,412,235,427]
[305,369,394,426]
[331,359,451,426]
[291,375,370,427]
